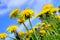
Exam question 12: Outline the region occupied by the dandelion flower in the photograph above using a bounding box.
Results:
[18,31,24,36]
[25,38,29,40]
[42,23,46,26]
[35,11,44,18]
[29,30,33,33]
[42,4,53,10]
[10,8,20,18]
[35,4,53,18]
[17,17,25,24]
[33,26,39,29]
[49,8,59,15]
[7,25,18,32]
[41,27,45,30]
[39,30,46,34]
[46,24,51,27]
[20,8,34,19]
[42,4,53,13]
[0,33,7,39]
[33,22,40,31]
[39,30,46,36]
[42,20,46,26]
[42,4,53,9]
[26,30,33,34]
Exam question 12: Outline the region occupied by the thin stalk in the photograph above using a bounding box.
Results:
[23,22,28,31]
[29,18,32,29]
[41,36,43,40]
[29,18,38,40]
[14,31,20,40]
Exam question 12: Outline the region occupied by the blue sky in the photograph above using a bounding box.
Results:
[0,0,60,40]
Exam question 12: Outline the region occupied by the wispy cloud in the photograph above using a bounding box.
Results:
[0,0,52,15]
[7,0,28,8]
[0,0,28,15]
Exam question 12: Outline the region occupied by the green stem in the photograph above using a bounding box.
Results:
[41,36,43,40]
[29,18,38,40]
[29,18,32,29]
[23,22,28,31]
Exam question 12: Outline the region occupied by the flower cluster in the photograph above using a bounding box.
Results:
[1,4,60,40]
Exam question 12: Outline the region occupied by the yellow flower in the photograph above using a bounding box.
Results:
[20,8,34,19]
[41,27,45,30]
[33,26,39,30]
[7,25,18,32]
[26,30,33,34]
[49,13,54,15]
[29,30,33,33]
[35,4,53,18]
[25,38,29,40]
[10,8,20,18]
[39,29,46,36]
[34,22,40,28]
[25,34,29,40]
[18,31,24,36]
[42,4,53,10]
[39,30,46,34]
[17,17,25,24]
[35,12,43,18]
[0,33,7,39]
[55,15,60,18]
[46,24,51,27]
[49,8,59,14]
[42,4,53,13]
[42,20,46,26]
[42,22,46,26]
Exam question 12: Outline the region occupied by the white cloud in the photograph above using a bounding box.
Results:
[0,9,10,15]
[7,0,28,8]
[0,0,28,15]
